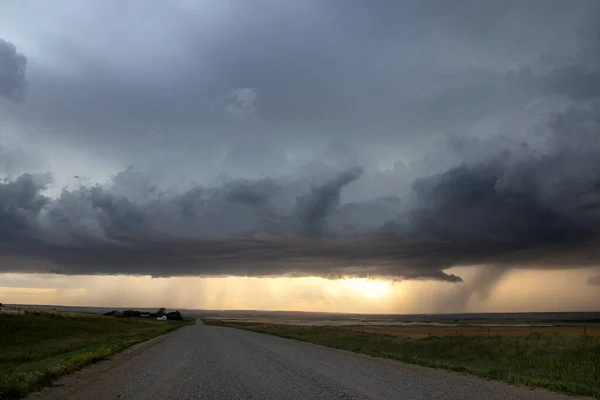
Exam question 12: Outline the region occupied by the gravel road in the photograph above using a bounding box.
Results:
[27,320,586,400]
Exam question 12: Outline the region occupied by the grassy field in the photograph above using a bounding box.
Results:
[345,324,599,337]
[0,311,194,399]
[210,319,599,337]
[206,320,600,399]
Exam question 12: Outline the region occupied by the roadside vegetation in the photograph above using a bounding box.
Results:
[0,310,194,399]
[206,320,600,399]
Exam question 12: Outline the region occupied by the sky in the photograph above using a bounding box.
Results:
[1,0,600,313]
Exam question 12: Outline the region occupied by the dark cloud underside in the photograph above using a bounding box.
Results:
[0,1,599,282]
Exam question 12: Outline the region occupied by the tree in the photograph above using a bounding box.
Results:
[166,310,183,321]
[156,307,166,316]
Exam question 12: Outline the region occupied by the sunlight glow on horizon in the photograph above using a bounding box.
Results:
[1,268,599,314]
[343,278,393,300]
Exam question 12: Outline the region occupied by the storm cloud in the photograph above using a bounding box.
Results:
[0,0,599,283]
[1,109,600,282]
[0,38,27,102]
[294,166,364,236]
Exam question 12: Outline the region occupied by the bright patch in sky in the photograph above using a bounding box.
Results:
[343,278,392,300]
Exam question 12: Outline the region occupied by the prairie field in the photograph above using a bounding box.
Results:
[206,319,600,398]
[0,310,194,399]
[352,324,599,338]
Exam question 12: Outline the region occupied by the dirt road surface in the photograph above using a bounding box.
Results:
[27,320,588,400]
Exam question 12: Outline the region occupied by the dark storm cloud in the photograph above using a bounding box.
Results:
[18,95,594,280]
[294,166,363,236]
[1,1,600,283]
[0,173,51,241]
[0,38,27,102]
[389,101,600,274]
[224,179,274,208]
[1,104,600,282]
[2,227,600,282]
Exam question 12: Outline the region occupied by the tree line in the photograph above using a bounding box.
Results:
[103,308,183,320]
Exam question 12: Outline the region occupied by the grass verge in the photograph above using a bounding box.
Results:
[0,312,194,399]
[206,320,600,399]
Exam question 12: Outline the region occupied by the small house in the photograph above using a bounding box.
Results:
[157,315,167,321]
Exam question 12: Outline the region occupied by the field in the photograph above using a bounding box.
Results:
[206,320,600,398]
[210,320,600,337]
[354,324,600,337]
[0,310,194,399]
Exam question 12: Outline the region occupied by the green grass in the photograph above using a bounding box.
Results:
[206,320,600,399]
[0,312,194,399]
